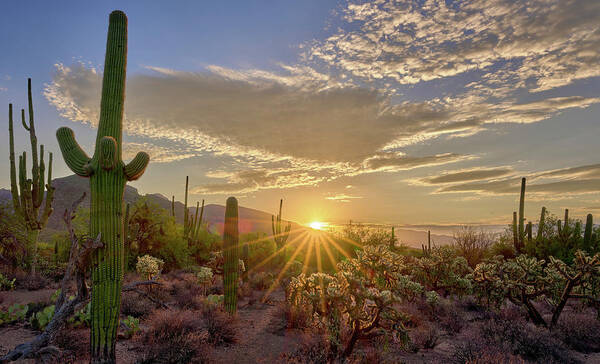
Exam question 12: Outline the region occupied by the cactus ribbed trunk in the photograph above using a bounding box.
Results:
[223,197,239,315]
[55,11,149,363]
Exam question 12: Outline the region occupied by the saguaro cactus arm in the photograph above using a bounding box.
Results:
[124,151,149,180]
[56,127,92,176]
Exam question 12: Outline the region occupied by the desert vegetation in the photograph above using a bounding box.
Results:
[1,7,600,364]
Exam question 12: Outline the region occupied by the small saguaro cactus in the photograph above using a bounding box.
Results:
[537,206,546,241]
[55,10,149,363]
[272,199,291,265]
[511,177,527,252]
[223,197,239,315]
[8,78,55,274]
[583,214,594,251]
[422,230,432,256]
[180,176,204,244]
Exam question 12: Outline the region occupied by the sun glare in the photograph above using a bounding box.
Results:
[309,221,328,230]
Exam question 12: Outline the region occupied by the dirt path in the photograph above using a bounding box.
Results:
[209,290,301,364]
[0,289,56,308]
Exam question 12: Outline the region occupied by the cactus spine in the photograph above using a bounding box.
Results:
[56,11,149,363]
[512,211,518,249]
[272,199,291,265]
[7,79,55,274]
[223,197,239,315]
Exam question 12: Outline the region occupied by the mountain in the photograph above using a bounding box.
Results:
[0,174,299,236]
[0,175,454,246]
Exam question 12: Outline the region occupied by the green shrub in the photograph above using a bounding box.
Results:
[0,272,16,291]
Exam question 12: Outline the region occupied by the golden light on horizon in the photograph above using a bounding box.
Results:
[309,221,328,230]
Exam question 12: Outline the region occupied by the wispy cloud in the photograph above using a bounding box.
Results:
[325,193,363,203]
[430,164,600,197]
[308,0,600,92]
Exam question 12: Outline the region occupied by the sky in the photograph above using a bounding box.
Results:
[1,0,599,227]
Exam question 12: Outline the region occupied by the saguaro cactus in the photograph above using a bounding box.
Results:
[223,197,239,315]
[56,11,149,363]
[272,199,291,265]
[8,79,55,274]
[583,214,594,251]
[537,207,546,241]
[179,175,205,243]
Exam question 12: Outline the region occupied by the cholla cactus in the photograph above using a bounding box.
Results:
[197,266,213,295]
[471,250,600,328]
[288,243,431,358]
[411,246,472,297]
[135,254,164,281]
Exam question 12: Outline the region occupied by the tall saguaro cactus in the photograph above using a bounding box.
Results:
[223,197,239,315]
[7,79,55,274]
[56,11,149,363]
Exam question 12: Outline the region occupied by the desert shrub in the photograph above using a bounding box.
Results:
[55,328,89,362]
[10,268,49,290]
[29,304,55,330]
[250,271,275,290]
[479,316,577,363]
[453,226,496,267]
[489,238,516,260]
[281,333,332,364]
[556,311,600,353]
[0,203,28,268]
[0,303,28,325]
[121,315,140,339]
[201,305,236,345]
[121,291,155,318]
[136,254,164,280]
[171,276,205,310]
[69,302,91,328]
[452,339,523,364]
[0,272,15,291]
[434,299,465,334]
[409,323,439,350]
[137,309,210,364]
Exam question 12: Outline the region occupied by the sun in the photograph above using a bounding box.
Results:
[309,221,328,230]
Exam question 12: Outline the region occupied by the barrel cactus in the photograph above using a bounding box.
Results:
[223,197,239,315]
[55,10,149,363]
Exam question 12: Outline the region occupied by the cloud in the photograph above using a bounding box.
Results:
[419,167,513,185]
[432,163,600,196]
[45,62,487,193]
[190,169,324,195]
[362,153,473,172]
[308,0,600,92]
[325,193,363,203]
[122,142,196,163]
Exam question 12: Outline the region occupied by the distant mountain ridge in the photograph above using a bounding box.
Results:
[0,174,453,247]
[0,174,297,236]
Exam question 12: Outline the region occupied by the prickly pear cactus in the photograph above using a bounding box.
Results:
[55,10,149,363]
[223,197,239,315]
